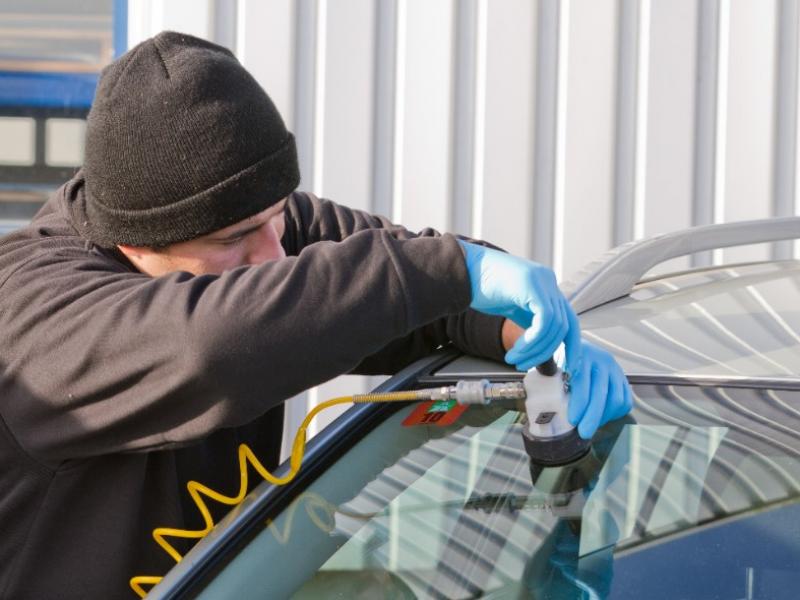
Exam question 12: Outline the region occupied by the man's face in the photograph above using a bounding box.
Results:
[118,199,287,277]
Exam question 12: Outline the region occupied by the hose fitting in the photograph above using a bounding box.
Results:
[421,380,527,405]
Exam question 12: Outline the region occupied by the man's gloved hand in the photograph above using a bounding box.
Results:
[565,341,633,439]
[458,240,581,373]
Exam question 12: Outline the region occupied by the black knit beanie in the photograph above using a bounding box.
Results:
[73,31,300,247]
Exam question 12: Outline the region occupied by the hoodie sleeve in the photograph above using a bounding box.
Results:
[0,187,478,464]
[282,192,506,373]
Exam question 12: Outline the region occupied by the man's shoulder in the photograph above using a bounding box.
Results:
[0,183,129,293]
[1,187,79,256]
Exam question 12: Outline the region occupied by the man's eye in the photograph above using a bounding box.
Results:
[215,223,264,246]
[219,237,243,246]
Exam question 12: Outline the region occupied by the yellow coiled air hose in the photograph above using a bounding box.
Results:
[130,390,424,598]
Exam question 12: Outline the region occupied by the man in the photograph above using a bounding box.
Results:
[0,32,630,598]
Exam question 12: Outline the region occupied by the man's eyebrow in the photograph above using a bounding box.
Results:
[212,222,263,242]
[210,200,286,242]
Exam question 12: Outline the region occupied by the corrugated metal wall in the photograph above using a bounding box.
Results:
[128,0,800,447]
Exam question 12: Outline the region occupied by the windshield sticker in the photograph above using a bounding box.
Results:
[402,400,468,427]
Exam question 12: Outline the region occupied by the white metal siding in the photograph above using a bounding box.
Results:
[127,0,800,446]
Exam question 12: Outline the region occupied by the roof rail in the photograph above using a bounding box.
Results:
[563,217,800,314]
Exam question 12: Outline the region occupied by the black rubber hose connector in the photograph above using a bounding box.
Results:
[536,357,558,377]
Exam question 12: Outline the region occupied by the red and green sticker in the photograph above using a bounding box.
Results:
[402,399,467,427]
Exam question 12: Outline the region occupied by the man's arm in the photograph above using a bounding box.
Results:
[282,191,449,247]
[283,192,515,369]
[0,205,475,465]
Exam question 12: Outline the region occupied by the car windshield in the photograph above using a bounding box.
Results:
[196,383,800,599]
[580,261,800,381]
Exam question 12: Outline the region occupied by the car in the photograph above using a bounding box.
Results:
[144,216,800,599]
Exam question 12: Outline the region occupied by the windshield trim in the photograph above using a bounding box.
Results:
[148,350,460,600]
[417,371,800,390]
[625,373,800,390]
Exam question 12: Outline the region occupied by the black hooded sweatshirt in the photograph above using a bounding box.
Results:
[0,174,505,599]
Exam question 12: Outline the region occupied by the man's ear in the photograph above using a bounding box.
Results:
[116,244,158,275]
[117,244,147,260]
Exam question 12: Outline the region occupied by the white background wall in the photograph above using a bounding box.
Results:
[127,0,800,453]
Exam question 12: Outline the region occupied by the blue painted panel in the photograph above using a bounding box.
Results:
[113,0,128,57]
[610,502,800,599]
[0,71,98,110]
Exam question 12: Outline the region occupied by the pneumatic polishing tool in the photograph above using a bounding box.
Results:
[421,358,590,467]
[521,358,591,466]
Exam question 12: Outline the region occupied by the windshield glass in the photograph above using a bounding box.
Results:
[197,384,800,599]
[580,261,800,380]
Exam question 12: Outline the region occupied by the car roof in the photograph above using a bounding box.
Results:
[433,260,800,386]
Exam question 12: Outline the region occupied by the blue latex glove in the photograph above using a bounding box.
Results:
[566,341,633,439]
[458,240,581,373]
